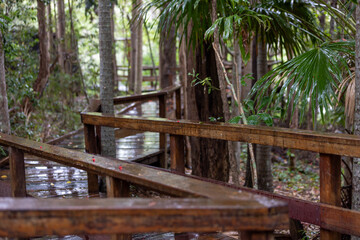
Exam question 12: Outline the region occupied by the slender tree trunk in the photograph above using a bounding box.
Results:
[256,38,273,192]
[99,0,116,159]
[135,2,142,95]
[0,31,10,134]
[352,2,360,240]
[47,3,54,59]
[56,0,66,72]
[129,0,142,94]
[111,3,118,89]
[330,0,337,38]
[211,0,238,185]
[159,20,176,88]
[23,0,50,116]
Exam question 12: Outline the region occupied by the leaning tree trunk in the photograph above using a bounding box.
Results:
[256,37,273,192]
[211,0,238,185]
[352,2,360,240]
[0,31,10,134]
[99,0,116,159]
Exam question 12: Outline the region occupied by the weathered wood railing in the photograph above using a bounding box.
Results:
[86,85,181,193]
[80,112,360,239]
[0,132,287,239]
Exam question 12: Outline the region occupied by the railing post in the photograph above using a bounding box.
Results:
[239,231,274,240]
[158,94,167,168]
[320,153,341,240]
[84,124,99,194]
[9,147,26,197]
[170,134,185,173]
[106,176,131,240]
[175,87,181,119]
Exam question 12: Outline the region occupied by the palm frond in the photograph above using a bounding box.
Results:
[250,40,355,123]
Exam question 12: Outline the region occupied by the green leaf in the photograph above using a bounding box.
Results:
[247,115,259,125]
[229,115,242,124]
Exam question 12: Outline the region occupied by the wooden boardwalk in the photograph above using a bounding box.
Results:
[0,101,238,239]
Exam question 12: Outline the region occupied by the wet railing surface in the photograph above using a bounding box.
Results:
[24,101,160,199]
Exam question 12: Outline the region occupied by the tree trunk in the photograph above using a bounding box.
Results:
[0,31,10,134]
[56,0,66,72]
[99,0,116,159]
[256,38,273,192]
[23,0,50,116]
[191,41,229,182]
[352,2,360,240]
[329,0,337,38]
[159,21,176,89]
[111,3,118,90]
[211,0,238,185]
[129,0,142,94]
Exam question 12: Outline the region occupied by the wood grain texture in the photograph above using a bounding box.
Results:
[81,113,360,157]
[320,154,341,240]
[170,134,185,173]
[0,198,287,238]
[84,124,99,194]
[9,147,26,198]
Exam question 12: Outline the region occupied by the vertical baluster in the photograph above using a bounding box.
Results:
[320,153,341,239]
[170,134,184,173]
[158,94,167,168]
[107,176,131,240]
[175,87,181,119]
[84,124,99,194]
[10,147,26,197]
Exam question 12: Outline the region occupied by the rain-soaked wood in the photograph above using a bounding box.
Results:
[170,134,184,173]
[0,197,287,238]
[240,231,273,240]
[9,147,26,198]
[106,177,131,240]
[158,94,167,168]
[3,133,360,236]
[175,87,181,119]
[84,124,99,194]
[112,85,181,105]
[320,153,341,240]
[81,113,360,158]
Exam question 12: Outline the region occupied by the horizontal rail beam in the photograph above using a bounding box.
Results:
[81,113,360,158]
[113,85,180,105]
[0,198,287,237]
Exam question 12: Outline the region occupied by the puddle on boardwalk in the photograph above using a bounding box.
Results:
[25,102,161,199]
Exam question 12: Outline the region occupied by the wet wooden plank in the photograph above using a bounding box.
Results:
[0,133,286,204]
[320,153,341,240]
[9,147,26,198]
[0,197,287,238]
[81,113,360,157]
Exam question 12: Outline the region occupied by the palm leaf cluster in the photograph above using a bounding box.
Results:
[251,40,354,123]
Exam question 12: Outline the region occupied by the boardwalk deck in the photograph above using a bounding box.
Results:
[0,101,239,239]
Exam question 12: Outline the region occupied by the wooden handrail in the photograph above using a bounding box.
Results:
[80,113,360,158]
[80,112,360,239]
[0,197,287,237]
[0,132,287,238]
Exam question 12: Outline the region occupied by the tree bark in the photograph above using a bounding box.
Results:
[23,0,50,116]
[159,21,176,89]
[256,38,273,192]
[211,0,238,185]
[56,0,66,72]
[111,3,118,89]
[352,2,360,240]
[129,0,143,94]
[0,31,10,134]
[99,0,116,159]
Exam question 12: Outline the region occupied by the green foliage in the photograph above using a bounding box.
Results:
[250,40,354,124]
[189,69,219,94]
